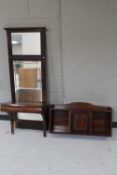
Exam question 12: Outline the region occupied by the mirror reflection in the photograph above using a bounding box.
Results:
[13,61,42,102]
[11,32,41,55]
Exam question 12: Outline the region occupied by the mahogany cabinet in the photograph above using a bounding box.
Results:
[49,102,112,136]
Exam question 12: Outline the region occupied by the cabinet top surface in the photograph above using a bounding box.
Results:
[51,102,112,112]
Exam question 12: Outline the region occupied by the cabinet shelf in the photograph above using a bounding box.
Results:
[49,102,112,136]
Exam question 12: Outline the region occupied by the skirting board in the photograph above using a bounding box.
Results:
[0,115,9,120]
[0,114,117,128]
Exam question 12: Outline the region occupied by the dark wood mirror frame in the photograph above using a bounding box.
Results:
[5,27,47,103]
[0,27,48,137]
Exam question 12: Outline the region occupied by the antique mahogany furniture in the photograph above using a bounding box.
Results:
[49,102,112,136]
[0,27,48,136]
[0,102,47,136]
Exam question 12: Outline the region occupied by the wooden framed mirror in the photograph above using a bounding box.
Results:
[2,27,48,133]
[5,27,47,103]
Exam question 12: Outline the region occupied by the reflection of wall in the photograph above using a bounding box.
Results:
[12,44,22,54]
[22,33,41,55]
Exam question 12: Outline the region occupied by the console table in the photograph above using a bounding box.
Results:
[49,102,112,136]
[0,102,47,137]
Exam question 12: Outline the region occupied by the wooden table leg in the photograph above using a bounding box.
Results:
[42,114,46,137]
[8,113,16,134]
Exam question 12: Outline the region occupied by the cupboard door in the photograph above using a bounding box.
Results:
[91,112,112,136]
[72,110,89,134]
[50,110,71,133]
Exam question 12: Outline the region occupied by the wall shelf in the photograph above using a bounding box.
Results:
[49,102,112,136]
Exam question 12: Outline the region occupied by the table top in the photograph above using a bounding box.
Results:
[0,101,48,113]
[50,102,112,112]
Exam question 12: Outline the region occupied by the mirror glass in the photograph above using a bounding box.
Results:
[11,32,41,55]
[13,61,42,102]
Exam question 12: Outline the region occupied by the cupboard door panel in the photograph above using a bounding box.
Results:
[72,111,89,134]
[92,112,112,136]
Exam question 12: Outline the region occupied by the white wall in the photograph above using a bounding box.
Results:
[61,0,117,121]
[22,33,41,55]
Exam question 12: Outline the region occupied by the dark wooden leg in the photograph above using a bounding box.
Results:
[42,114,46,137]
[9,113,16,134]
